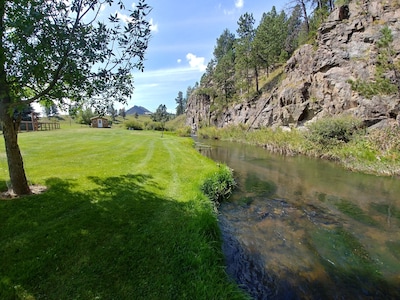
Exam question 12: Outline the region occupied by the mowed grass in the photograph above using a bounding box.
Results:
[0,128,247,299]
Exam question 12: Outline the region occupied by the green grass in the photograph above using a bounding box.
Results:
[0,128,247,299]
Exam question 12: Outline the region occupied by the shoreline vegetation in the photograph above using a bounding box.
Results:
[0,128,247,299]
[196,115,400,177]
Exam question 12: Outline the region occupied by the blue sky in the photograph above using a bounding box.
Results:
[123,0,285,113]
[33,0,285,115]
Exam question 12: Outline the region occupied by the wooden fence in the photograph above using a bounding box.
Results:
[19,121,60,132]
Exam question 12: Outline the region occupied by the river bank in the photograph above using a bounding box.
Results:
[197,119,400,177]
[197,138,400,299]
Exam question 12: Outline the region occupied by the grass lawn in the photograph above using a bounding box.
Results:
[0,128,247,299]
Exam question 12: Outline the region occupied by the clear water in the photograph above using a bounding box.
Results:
[197,139,400,299]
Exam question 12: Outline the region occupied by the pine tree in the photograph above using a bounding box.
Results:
[253,7,288,76]
[175,91,185,115]
[235,13,256,97]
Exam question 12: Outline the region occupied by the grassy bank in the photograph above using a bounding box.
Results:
[0,128,247,299]
[198,118,400,176]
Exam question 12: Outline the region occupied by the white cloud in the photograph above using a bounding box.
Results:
[116,11,131,23]
[177,59,182,64]
[149,18,158,32]
[235,0,244,8]
[142,83,159,88]
[116,11,158,34]
[223,9,234,15]
[186,53,206,72]
[223,0,244,15]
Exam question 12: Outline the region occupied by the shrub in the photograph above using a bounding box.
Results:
[198,126,220,139]
[367,126,400,156]
[349,26,399,98]
[201,165,236,205]
[145,121,164,131]
[306,116,363,147]
[124,119,143,130]
[175,126,192,137]
[335,0,350,6]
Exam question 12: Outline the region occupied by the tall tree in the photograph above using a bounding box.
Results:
[285,4,303,56]
[42,101,59,118]
[214,50,236,103]
[151,104,168,136]
[119,107,126,120]
[200,59,216,89]
[253,7,287,76]
[213,29,236,63]
[185,85,195,101]
[108,103,117,122]
[290,0,311,34]
[175,91,185,116]
[0,0,151,195]
[76,107,95,125]
[235,13,256,96]
[313,0,334,11]
[213,29,236,103]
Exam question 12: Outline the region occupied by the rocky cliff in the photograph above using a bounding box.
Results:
[186,0,400,131]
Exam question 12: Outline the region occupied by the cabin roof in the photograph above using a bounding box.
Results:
[90,116,108,120]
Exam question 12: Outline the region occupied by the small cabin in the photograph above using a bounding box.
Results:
[90,116,110,128]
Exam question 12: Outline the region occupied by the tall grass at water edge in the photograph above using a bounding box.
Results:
[0,128,247,299]
[198,117,400,176]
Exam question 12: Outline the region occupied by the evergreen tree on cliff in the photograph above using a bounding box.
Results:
[235,13,256,96]
[175,91,185,116]
[213,29,236,103]
[0,0,151,195]
[253,6,287,76]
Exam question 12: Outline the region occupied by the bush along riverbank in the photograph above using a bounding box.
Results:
[201,164,236,210]
[197,116,400,177]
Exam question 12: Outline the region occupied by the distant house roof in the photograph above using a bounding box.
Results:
[90,116,108,120]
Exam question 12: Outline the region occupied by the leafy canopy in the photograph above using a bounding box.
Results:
[2,0,151,113]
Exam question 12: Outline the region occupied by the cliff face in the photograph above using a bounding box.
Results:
[186,0,400,131]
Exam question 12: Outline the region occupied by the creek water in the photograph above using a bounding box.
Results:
[196,139,400,300]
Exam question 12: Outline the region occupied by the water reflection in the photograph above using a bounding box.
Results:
[197,139,400,299]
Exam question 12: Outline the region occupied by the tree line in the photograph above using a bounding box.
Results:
[193,0,339,108]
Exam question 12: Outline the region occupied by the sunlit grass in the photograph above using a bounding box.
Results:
[0,128,247,299]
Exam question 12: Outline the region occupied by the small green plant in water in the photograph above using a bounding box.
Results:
[335,199,378,226]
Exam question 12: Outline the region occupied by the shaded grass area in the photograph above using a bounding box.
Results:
[0,129,247,299]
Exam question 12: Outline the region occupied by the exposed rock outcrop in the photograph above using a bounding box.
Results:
[186,0,400,131]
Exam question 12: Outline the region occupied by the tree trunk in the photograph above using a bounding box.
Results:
[0,1,31,196]
[0,111,31,195]
[300,0,310,34]
[254,65,259,93]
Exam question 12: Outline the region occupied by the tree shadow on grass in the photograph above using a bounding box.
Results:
[0,174,243,300]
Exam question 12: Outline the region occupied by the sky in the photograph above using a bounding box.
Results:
[33,0,285,115]
[122,0,285,113]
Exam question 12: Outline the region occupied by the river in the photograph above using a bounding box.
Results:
[196,139,400,299]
